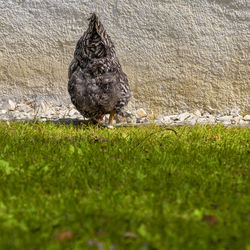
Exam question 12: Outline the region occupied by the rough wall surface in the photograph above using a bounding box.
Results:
[0,0,249,114]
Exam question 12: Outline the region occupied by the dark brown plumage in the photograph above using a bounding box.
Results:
[68,13,130,126]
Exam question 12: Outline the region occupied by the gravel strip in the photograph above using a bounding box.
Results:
[0,100,249,127]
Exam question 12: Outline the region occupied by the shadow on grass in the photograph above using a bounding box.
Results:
[4,118,181,139]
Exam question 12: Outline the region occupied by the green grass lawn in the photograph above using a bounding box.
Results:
[0,122,249,250]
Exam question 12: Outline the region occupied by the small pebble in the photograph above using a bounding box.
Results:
[169,115,179,121]
[243,115,250,121]
[178,112,191,121]
[1,110,7,114]
[193,110,201,117]
[216,116,233,122]
[8,100,16,111]
[136,108,147,118]
[68,109,79,116]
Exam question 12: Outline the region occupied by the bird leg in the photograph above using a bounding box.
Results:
[108,110,115,128]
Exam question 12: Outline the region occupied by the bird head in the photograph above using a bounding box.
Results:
[88,13,98,22]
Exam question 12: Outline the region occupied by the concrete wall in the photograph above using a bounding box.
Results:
[0,0,249,114]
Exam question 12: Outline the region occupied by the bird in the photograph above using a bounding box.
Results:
[68,13,131,127]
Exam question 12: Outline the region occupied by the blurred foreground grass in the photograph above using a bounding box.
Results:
[0,122,249,249]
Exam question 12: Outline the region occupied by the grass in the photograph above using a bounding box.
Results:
[0,121,249,250]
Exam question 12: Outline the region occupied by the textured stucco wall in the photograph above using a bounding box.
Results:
[0,0,249,114]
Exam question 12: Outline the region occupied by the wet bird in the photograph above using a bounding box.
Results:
[68,13,130,127]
